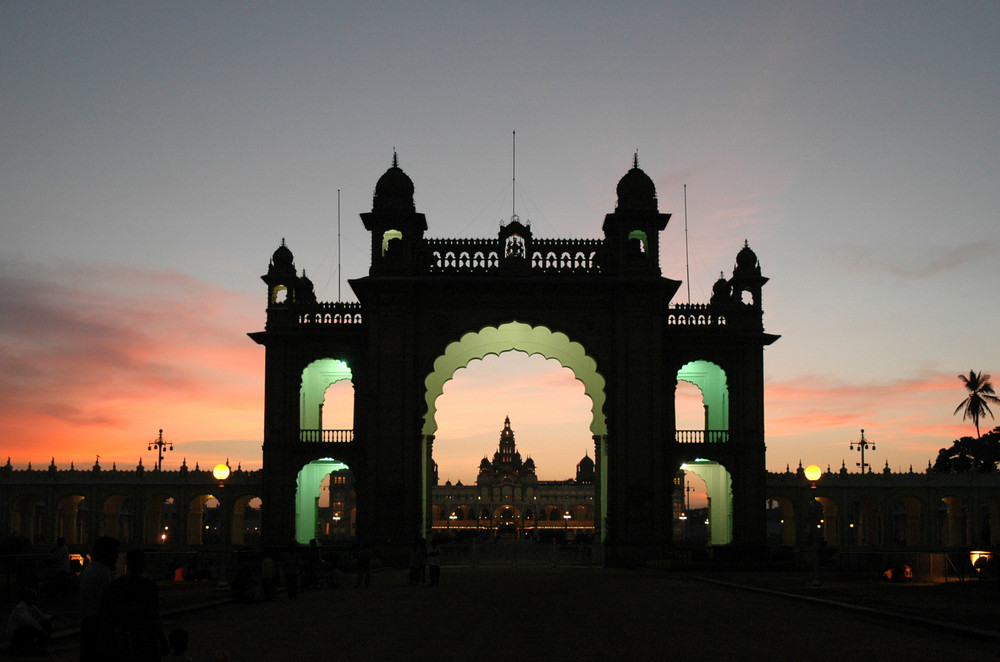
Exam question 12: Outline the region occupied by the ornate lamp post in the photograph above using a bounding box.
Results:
[804,464,823,587]
[850,429,876,473]
[148,429,173,471]
[213,462,231,589]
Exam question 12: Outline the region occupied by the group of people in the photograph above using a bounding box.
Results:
[408,538,442,586]
[3,535,192,660]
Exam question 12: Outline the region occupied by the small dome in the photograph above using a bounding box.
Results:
[577,454,594,471]
[373,152,415,212]
[615,153,657,212]
[269,239,296,276]
[298,270,317,304]
[710,272,731,304]
[524,457,535,469]
[734,240,761,278]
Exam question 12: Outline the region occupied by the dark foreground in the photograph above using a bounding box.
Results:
[14,568,1000,661]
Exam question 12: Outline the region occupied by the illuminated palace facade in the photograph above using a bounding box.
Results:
[430,417,597,538]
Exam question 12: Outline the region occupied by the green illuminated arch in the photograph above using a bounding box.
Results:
[422,322,606,436]
[300,358,352,429]
[295,458,349,544]
[677,360,728,431]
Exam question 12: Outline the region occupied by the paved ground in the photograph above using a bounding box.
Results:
[9,567,1000,661]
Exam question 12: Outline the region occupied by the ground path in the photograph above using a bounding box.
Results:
[18,567,1000,661]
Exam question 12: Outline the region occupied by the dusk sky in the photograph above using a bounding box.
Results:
[2,3,998,489]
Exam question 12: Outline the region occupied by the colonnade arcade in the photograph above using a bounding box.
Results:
[0,463,261,548]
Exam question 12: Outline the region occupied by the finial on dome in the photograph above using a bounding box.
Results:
[392,149,398,168]
[633,151,639,169]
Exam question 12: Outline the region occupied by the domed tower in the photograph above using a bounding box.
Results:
[360,152,428,275]
[730,240,768,310]
[576,452,595,485]
[601,153,671,275]
[260,240,315,326]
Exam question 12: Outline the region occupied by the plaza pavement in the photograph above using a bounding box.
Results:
[13,567,1000,661]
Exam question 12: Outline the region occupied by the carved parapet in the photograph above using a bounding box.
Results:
[296,302,364,325]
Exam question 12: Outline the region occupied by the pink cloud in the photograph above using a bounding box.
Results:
[0,260,263,469]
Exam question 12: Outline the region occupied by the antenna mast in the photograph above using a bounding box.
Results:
[512,130,516,218]
[684,184,691,304]
[337,189,342,302]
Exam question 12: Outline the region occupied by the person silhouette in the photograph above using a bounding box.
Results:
[104,549,168,660]
[79,536,119,662]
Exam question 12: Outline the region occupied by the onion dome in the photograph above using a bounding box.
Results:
[733,240,761,278]
[524,457,535,470]
[298,270,317,303]
[372,152,415,212]
[269,239,296,276]
[615,152,658,212]
[710,272,731,305]
[479,457,491,470]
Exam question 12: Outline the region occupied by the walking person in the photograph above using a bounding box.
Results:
[426,538,442,586]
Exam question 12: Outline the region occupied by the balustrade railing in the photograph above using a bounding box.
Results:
[297,302,363,325]
[299,429,354,443]
[426,237,603,274]
[675,430,729,444]
[667,303,727,327]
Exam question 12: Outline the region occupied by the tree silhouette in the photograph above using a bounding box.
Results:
[934,427,1000,472]
[954,370,1000,438]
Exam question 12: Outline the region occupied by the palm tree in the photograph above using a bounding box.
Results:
[954,370,1000,438]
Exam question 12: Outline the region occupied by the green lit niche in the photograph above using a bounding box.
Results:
[422,321,606,437]
[676,360,728,433]
[295,458,349,544]
[681,459,733,545]
[381,229,403,256]
[300,359,353,429]
[628,229,648,253]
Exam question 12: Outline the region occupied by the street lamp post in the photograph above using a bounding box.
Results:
[804,464,823,588]
[850,429,876,473]
[213,462,231,589]
[148,429,173,471]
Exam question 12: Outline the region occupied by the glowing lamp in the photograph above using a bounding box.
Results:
[804,465,822,482]
[213,463,231,482]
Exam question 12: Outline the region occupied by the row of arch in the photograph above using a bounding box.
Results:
[769,491,1000,549]
[4,491,261,548]
[296,322,734,543]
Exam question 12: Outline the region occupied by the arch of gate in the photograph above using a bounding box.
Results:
[422,321,607,538]
[680,459,732,545]
[676,361,729,436]
[295,458,350,544]
[299,358,353,430]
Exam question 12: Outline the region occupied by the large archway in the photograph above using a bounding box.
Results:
[422,321,607,539]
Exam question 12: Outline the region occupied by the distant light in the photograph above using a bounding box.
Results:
[213,463,231,481]
[804,465,822,482]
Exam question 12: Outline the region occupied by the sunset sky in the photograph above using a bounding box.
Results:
[2,3,999,490]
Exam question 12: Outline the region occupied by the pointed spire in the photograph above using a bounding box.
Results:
[632,150,639,169]
[392,149,399,168]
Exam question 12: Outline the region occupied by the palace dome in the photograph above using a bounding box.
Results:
[615,154,657,212]
[269,240,296,276]
[373,153,415,213]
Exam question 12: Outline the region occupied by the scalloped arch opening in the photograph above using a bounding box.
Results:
[423,322,606,437]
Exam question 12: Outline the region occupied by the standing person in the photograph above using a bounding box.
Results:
[51,537,72,593]
[426,538,442,586]
[260,551,278,601]
[355,542,372,588]
[104,549,168,661]
[79,536,119,662]
[281,542,300,599]
[5,588,52,654]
